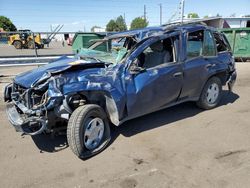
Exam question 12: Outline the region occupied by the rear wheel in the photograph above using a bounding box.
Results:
[67,104,111,159]
[196,77,222,110]
[13,40,22,49]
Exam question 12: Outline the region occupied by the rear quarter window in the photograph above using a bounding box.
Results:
[213,32,231,53]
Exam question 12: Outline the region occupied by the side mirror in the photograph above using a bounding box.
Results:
[130,65,146,75]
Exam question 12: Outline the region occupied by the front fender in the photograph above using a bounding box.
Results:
[62,81,125,126]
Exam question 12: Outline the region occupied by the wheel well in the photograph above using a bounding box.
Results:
[67,91,120,125]
[210,71,228,86]
[13,40,21,44]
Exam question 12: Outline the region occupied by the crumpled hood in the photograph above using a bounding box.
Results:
[14,56,106,88]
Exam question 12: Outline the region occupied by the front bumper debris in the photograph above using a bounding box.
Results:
[4,83,12,102]
[6,102,47,135]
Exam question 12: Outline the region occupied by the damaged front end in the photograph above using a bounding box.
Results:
[4,57,122,136]
[4,72,65,135]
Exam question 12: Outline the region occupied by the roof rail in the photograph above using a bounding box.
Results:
[162,20,208,30]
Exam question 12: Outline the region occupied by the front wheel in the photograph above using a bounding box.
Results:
[13,40,22,49]
[196,77,222,110]
[67,104,111,159]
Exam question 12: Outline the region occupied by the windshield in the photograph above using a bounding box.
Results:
[77,36,137,65]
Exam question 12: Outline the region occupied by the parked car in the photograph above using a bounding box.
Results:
[4,24,236,159]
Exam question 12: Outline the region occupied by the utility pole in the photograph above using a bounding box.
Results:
[159,3,162,25]
[123,13,126,23]
[180,0,185,23]
[144,5,147,20]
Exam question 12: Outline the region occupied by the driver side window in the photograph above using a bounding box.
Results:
[135,35,178,69]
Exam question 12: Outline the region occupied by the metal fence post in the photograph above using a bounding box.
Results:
[32,32,38,57]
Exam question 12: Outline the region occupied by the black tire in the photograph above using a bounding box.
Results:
[196,77,222,110]
[13,40,22,49]
[67,104,111,159]
[27,40,35,49]
[40,44,44,49]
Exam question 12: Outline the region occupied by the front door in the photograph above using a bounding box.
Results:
[125,34,183,118]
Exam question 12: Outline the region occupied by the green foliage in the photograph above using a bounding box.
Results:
[130,17,148,30]
[116,16,127,31]
[187,13,199,18]
[106,16,127,32]
[106,19,117,31]
[204,15,209,18]
[0,16,17,31]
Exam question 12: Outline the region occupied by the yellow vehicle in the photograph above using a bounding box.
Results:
[8,30,44,49]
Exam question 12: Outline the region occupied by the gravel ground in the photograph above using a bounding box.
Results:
[0,63,249,188]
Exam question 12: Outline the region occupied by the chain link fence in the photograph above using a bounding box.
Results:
[0,31,75,58]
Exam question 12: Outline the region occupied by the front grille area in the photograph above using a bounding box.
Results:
[13,83,43,109]
[13,83,27,95]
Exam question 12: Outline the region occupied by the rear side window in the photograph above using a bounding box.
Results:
[187,30,203,59]
[186,30,216,59]
[203,30,216,56]
[213,32,230,52]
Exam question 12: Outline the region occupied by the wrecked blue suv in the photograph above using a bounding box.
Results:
[4,24,236,159]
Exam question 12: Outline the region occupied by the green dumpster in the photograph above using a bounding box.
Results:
[72,32,110,54]
[220,28,250,60]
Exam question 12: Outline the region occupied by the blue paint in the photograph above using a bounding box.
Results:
[10,24,236,126]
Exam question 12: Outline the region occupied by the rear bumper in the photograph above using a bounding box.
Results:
[6,102,47,135]
[227,70,237,91]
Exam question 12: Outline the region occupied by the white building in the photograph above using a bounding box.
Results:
[92,27,106,32]
[223,17,250,28]
[170,17,250,28]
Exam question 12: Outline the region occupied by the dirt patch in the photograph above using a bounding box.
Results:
[133,158,144,165]
[215,150,247,160]
[119,178,138,188]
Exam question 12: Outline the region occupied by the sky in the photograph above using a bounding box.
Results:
[0,0,249,32]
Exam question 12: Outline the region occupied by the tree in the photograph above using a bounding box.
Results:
[204,15,209,18]
[187,13,199,18]
[106,16,127,32]
[106,19,118,31]
[130,17,148,30]
[116,16,127,31]
[0,16,16,31]
[245,15,250,17]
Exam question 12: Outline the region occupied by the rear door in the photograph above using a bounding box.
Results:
[180,29,218,100]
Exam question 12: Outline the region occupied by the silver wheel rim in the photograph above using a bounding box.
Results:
[206,83,219,104]
[84,117,104,150]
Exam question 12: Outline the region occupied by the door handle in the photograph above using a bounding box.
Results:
[206,63,216,69]
[173,72,183,77]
